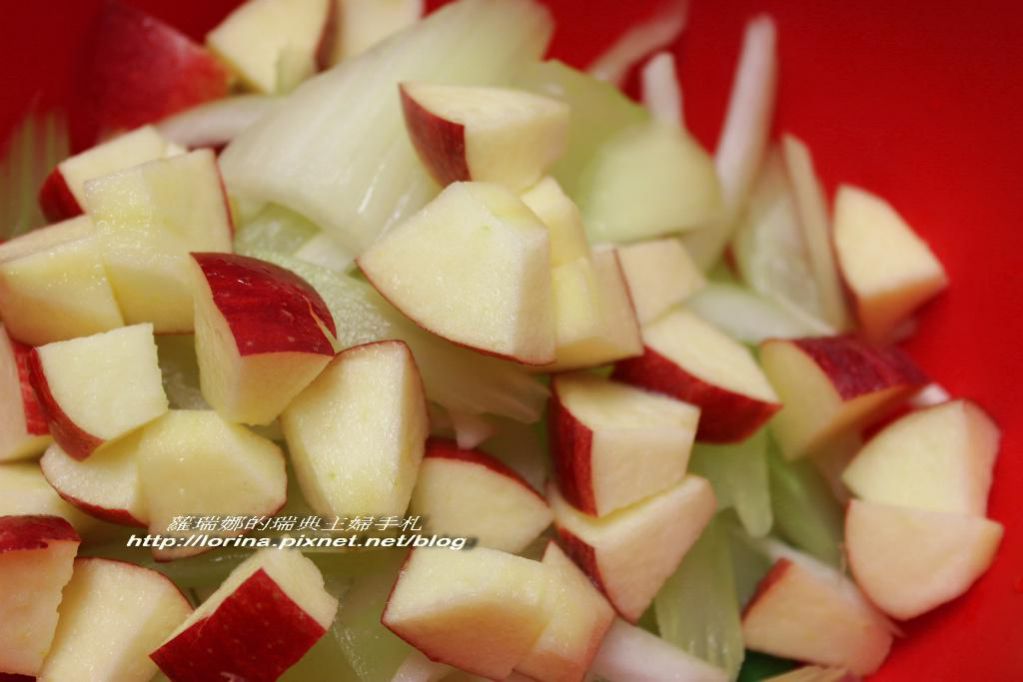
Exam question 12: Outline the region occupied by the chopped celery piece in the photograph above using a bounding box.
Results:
[282,574,359,681]
[737,652,798,682]
[220,0,553,257]
[766,442,844,567]
[689,430,773,538]
[515,60,647,196]
[234,203,320,257]
[722,515,774,607]
[155,334,208,409]
[686,283,834,345]
[252,251,549,422]
[654,516,745,680]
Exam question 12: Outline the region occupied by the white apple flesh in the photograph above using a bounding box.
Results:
[0,325,50,463]
[616,237,706,324]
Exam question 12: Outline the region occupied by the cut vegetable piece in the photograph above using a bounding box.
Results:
[191,252,337,425]
[234,203,321,257]
[586,0,689,86]
[550,372,699,516]
[83,149,233,332]
[137,410,287,560]
[763,666,855,682]
[834,185,948,341]
[382,547,551,679]
[70,1,230,149]
[617,237,705,324]
[725,518,775,608]
[549,476,715,622]
[640,52,683,127]
[516,541,615,682]
[401,83,569,192]
[157,95,280,150]
[614,309,779,443]
[0,216,124,346]
[293,232,355,272]
[515,60,648,196]
[331,0,424,62]
[0,464,95,533]
[841,400,999,516]
[689,430,772,537]
[391,651,451,682]
[742,554,893,675]
[152,549,338,681]
[845,500,1002,620]
[550,257,603,348]
[282,341,428,518]
[40,436,147,528]
[549,248,643,371]
[687,283,833,345]
[220,0,552,256]
[682,15,778,269]
[38,557,192,682]
[29,324,167,461]
[520,176,590,267]
[0,515,79,676]
[589,619,729,682]
[38,126,179,221]
[654,516,745,679]
[760,336,927,459]
[359,182,555,364]
[781,135,851,330]
[0,326,50,462]
[767,445,843,567]
[410,439,550,553]
[155,335,207,410]
[578,121,721,244]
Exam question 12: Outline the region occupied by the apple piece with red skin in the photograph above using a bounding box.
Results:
[0,515,80,676]
[409,438,551,553]
[588,618,729,682]
[150,548,337,681]
[0,325,50,462]
[382,546,551,679]
[400,83,570,192]
[40,435,147,529]
[845,499,1002,621]
[190,252,337,426]
[613,309,780,443]
[742,554,893,676]
[37,557,192,682]
[38,126,180,222]
[548,476,716,622]
[28,324,168,461]
[550,371,699,516]
[70,1,231,151]
[760,336,928,459]
[0,464,96,534]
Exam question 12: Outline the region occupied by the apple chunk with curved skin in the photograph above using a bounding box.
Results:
[282,340,428,519]
[400,83,569,191]
[37,558,192,682]
[550,372,699,516]
[40,435,147,528]
[409,438,552,553]
[359,182,555,365]
[834,185,948,341]
[330,0,424,63]
[191,252,337,426]
[0,515,80,676]
[520,176,590,267]
[841,400,998,515]
[29,324,168,461]
[614,310,780,443]
[845,500,1002,620]
[0,326,50,462]
[382,546,551,679]
[549,475,716,622]
[83,149,233,333]
[760,336,928,459]
[0,464,95,533]
[151,549,338,681]
[742,554,893,675]
[137,410,287,560]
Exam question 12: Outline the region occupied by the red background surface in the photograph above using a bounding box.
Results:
[1,0,1020,678]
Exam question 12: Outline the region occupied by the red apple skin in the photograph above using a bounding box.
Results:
[70,2,231,151]
[787,336,928,401]
[10,338,48,438]
[0,514,80,552]
[0,673,34,681]
[613,349,779,443]
[38,463,146,529]
[551,528,633,621]
[424,438,544,500]
[26,350,103,461]
[314,0,340,70]
[150,568,327,682]
[38,169,83,222]
[191,253,337,357]
[548,393,599,515]
[399,84,470,187]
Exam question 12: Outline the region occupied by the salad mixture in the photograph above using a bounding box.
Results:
[0,0,1004,681]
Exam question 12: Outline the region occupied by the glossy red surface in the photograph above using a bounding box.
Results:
[1,0,1020,677]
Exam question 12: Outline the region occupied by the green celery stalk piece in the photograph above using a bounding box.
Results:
[0,107,69,240]
[689,429,773,538]
[737,652,798,681]
[654,515,745,680]
[766,441,844,567]
[234,203,321,257]
[155,334,208,410]
[722,515,775,608]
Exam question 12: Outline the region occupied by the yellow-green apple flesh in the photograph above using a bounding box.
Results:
[0,326,50,462]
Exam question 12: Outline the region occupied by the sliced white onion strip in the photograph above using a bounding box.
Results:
[156,96,280,149]
[587,0,689,86]
[641,51,684,127]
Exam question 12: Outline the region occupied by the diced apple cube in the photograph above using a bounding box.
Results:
[617,237,705,324]
[0,326,50,462]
